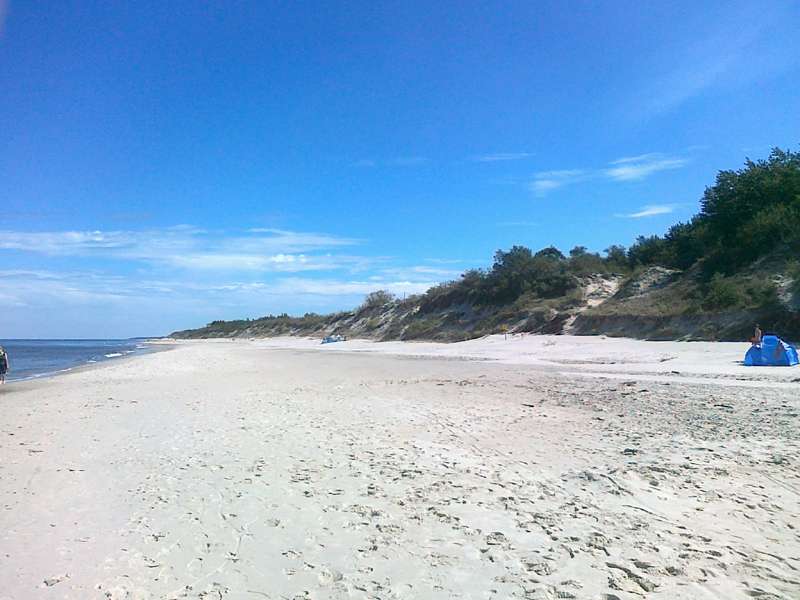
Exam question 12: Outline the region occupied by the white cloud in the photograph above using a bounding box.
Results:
[0,269,70,280]
[0,227,362,273]
[0,228,470,336]
[268,278,435,297]
[379,265,463,280]
[0,269,436,312]
[0,230,143,254]
[609,153,663,165]
[0,261,465,337]
[530,170,587,195]
[160,252,374,272]
[604,155,688,181]
[162,252,309,271]
[472,152,532,162]
[0,270,134,306]
[531,153,689,195]
[536,169,586,178]
[0,269,224,337]
[618,204,677,219]
[0,291,26,307]
[530,180,560,194]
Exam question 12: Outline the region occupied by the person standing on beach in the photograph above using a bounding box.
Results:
[752,324,763,345]
[0,346,8,384]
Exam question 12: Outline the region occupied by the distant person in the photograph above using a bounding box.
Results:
[773,339,786,361]
[752,324,762,346]
[0,346,8,384]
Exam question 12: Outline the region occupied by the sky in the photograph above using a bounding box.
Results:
[1,1,799,338]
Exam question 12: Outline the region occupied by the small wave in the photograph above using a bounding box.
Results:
[104,353,124,358]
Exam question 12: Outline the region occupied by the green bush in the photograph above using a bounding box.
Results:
[361,290,396,309]
[567,249,608,275]
[702,274,741,310]
[402,319,440,340]
[787,260,800,296]
[744,280,780,308]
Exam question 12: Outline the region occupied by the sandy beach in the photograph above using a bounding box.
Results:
[1,336,798,599]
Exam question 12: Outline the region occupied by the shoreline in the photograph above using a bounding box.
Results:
[1,340,175,388]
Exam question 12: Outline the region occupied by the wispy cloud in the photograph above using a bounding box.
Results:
[160,253,350,272]
[0,269,437,315]
[269,277,434,297]
[0,226,467,335]
[352,157,429,168]
[0,225,475,335]
[0,269,139,306]
[632,3,800,118]
[471,152,532,163]
[530,170,587,195]
[531,153,689,195]
[0,227,363,273]
[605,154,688,181]
[378,265,463,280]
[618,204,677,219]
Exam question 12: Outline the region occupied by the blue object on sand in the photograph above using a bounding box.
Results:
[744,335,799,366]
[321,335,345,344]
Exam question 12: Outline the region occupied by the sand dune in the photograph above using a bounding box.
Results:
[0,338,798,599]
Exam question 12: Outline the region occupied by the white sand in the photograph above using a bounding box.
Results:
[250,334,800,387]
[0,336,798,599]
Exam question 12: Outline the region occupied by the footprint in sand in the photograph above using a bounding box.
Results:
[186,557,204,576]
[317,567,344,586]
[42,574,69,587]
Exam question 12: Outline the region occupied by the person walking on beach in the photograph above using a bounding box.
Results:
[752,324,763,346]
[0,346,8,384]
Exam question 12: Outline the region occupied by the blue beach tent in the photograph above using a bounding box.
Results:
[744,335,799,366]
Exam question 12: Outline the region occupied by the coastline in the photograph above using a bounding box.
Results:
[1,340,175,387]
[1,339,797,599]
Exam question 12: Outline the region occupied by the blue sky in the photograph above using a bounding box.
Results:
[1,1,799,338]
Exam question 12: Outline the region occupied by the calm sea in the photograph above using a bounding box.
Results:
[0,339,159,382]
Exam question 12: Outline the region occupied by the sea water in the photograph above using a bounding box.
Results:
[0,339,158,382]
